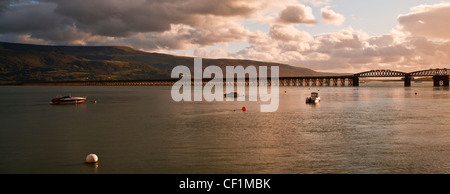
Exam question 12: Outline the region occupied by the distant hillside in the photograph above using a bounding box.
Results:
[0,41,325,83]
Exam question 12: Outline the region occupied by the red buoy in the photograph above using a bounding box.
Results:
[242,106,247,111]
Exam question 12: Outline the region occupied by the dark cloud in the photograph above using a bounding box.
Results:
[0,1,9,14]
[0,1,87,44]
[0,2,64,34]
[0,0,261,45]
[49,0,174,36]
[184,0,256,16]
[43,0,259,37]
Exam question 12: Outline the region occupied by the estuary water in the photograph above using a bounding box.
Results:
[0,82,449,174]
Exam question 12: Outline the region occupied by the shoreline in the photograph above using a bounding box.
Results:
[0,79,180,86]
[0,79,433,86]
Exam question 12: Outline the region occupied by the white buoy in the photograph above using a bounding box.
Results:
[86,153,98,163]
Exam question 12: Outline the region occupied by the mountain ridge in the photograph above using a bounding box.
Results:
[0,41,334,83]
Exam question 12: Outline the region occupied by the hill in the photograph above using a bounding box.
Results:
[0,41,325,83]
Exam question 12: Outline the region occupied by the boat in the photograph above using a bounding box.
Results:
[305,92,320,104]
[50,95,87,105]
[224,92,239,98]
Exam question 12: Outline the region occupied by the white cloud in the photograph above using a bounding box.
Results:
[277,5,317,24]
[397,3,450,40]
[321,7,345,26]
[269,24,313,42]
[193,43,230,58]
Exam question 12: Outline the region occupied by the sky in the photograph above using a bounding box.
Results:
[1,0,450,73]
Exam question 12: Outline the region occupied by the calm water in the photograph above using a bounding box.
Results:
[0,82,449,174]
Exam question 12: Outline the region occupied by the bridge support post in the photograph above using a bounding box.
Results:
[352,76,359,87]
[319,78,323,86]
[433,76,449,86]
[325,78,330,86]
[340,78,345,86]
[404,75,411,87]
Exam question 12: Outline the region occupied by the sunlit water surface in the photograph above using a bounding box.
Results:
[0,82,449,173]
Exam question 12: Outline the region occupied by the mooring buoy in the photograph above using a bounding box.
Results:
[86,153,98,163]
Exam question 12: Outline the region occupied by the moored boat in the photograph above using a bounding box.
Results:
[50,95,87,105]
[306,92,320,104]
[224,92,239,98]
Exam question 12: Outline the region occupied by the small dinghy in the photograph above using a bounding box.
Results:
[224,92,239,98]
[305,92,320,104]
[50,95,87,105]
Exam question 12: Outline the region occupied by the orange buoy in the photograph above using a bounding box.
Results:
[242,106,247,111]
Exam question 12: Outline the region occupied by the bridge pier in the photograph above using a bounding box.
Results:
[433,76,449,87]
[404,75,411,87]
[340,78,346,86]
[332,78,338,86]
[324,78,330,86]
[352,76,359,87]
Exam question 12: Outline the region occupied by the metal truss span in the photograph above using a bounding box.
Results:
[356,69,406,77]
[409,68,450,76]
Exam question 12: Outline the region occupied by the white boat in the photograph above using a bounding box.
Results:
[224,92,239,98]
[50,95,87,105]
[306,92,320,104]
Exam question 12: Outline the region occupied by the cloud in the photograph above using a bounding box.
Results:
[0,0,273,43]
[269,24,313,42]
[95,20,253,51]
[277,5,317,24]
[1,1,449,73]
[193,43,230,58]
[233,3,450,73]
[0,33,48,45]
[48,0,261,37]
[0,1,9,14]
[0,2,61,34]
[234,26,423,72]
[397,3,450,40]
[321,7,345,26]
[269,24,313,52]
[0,1,95,44]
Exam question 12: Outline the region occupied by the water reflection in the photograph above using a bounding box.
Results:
[0,85,449,173]
[85,163,99,174]
[433,87,450,91]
